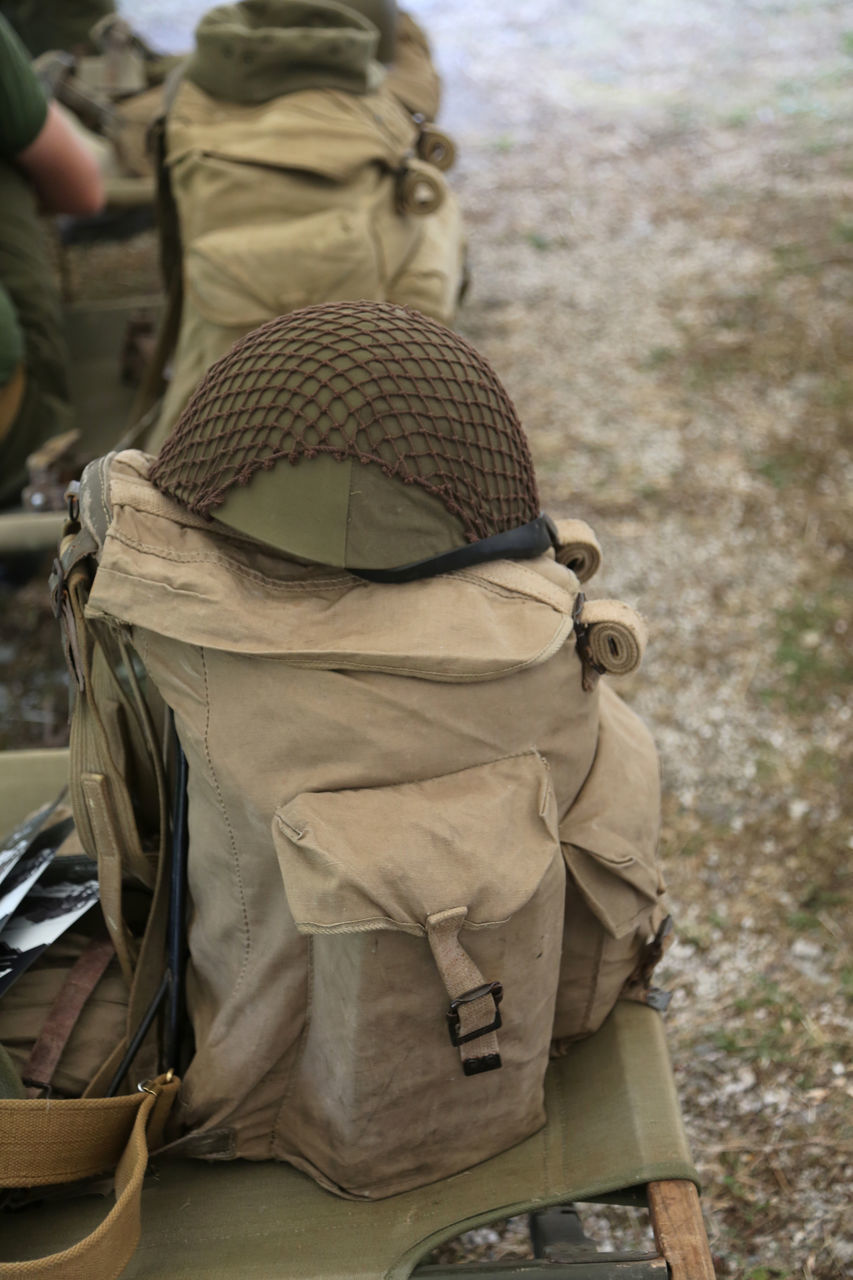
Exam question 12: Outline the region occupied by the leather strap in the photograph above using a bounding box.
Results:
[81,773,141,986]
[0,1073,179,1280]
[23,939,116,1097]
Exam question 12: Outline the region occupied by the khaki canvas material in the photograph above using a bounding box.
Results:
[384,10,441,119]
[150,70,464,448]
[79,450,666,1199]
[0,1071,178,1280]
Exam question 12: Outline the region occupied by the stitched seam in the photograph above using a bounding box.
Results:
[242,622,573,680]
[200,646,251,989]
[106,531,574,609]
[107,532,357,591]
[453,571,572,608]
[98,455,111,531]
[457,565,576,610]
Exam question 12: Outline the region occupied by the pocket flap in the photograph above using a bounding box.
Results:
[274,752,560,934]
[560,684,664,937]
[185,210,380,329]
[86,459,579,682]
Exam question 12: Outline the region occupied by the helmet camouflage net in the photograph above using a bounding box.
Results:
[149,301,540,545]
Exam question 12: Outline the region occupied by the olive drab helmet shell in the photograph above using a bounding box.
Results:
[341,0,397,64]
[186,0,384,103]
[149,301,542,573]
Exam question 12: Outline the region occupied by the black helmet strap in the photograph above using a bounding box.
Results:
[353,514,559,584]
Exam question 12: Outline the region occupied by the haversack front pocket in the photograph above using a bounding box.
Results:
[270,751,565,1198]
[559,684,665,940]
[555,684,667,1040]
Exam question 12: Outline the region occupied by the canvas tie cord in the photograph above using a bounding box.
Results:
[0,1071,179,1280]
[395,157,445,215]
[426,908,503,1076]
[552,518,602,584]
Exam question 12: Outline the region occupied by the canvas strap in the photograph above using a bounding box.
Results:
[51,473,171,1032]
[22,938,116,1097]
[426,908,503,1076]
[0,1072,179,1280]
[80,773,140,986]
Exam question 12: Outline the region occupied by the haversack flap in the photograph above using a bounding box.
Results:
[274,751,561,934]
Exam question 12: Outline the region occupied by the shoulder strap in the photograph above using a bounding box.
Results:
[125,107,184,431]
[0,474,181,1278]
[50,460,172,1075]
[0,1072,179,1280]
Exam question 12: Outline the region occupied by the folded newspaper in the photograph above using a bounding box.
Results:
[0,802,97,999]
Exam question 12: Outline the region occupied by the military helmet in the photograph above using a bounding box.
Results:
[187,0,385,102]
[341,0,397,64]
[149,301,556,581]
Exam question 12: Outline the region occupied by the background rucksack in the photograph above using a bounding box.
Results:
[143,2,466,450]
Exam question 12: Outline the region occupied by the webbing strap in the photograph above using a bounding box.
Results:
[0,1073,179,1280]
[23,939,116,1097]
[81,773,140,986]
[53,462,172,1084]
[426,908,502,1075]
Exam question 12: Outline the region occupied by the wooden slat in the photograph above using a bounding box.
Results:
[647,1180,716,1279]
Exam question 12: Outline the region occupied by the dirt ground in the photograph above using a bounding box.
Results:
[1,2,851,1276]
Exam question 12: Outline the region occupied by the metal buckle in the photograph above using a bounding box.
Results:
[446,981,503,1047]
[65,479,80,523]
[48,556,65,618]
[137,1067,175,1097]
[572,590,607,691]
[21,1078,52,1098]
